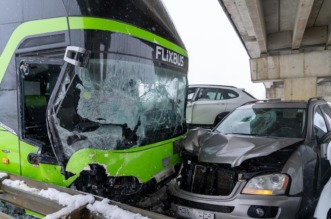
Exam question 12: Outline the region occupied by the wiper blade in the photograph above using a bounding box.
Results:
[229,132,258,136]
[229,133,281,138]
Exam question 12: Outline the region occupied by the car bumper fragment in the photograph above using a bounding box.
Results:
[169,182,301,219]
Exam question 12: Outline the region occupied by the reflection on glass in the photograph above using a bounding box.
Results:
[216,108,306,138]
[53,54,186,158]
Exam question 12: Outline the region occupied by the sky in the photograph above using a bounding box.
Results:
[162,0,266,99]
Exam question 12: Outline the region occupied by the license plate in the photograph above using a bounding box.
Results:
[177,205,215,219]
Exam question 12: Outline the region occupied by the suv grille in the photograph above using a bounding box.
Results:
[180,163,236,196]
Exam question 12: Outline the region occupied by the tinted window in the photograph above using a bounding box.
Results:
[197,88,223,101]
[215,90,224,100]
[313,107,327,140]
[197,88,211,100]
[224,89,239,99]
[187,87,197,101]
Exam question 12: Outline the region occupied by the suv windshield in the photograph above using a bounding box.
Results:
[215,107,306,138]
[52,52,186,158]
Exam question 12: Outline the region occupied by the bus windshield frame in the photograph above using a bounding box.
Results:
[49,49,187,159]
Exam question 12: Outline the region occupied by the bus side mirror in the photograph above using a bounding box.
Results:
[64,46,90,67]
[19,63,30,76]
[27,153,39,165]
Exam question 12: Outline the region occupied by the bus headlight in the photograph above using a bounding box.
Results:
[242,174,289,195]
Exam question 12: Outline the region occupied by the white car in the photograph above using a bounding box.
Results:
[186,84,256,128]
[314,141,331,219]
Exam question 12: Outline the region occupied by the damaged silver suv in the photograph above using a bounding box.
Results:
[169,98,331,219]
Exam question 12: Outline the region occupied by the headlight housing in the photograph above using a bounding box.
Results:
[242,174,289,195]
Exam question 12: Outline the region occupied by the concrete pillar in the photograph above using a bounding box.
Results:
[266,85,284,100]
[284,77,316,100]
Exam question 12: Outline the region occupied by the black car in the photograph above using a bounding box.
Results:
[169,98,331,219]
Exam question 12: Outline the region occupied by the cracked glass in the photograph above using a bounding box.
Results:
[52,53,186,158]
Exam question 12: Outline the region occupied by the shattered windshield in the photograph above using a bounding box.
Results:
[52,54,186,158]
[215,107,306,138]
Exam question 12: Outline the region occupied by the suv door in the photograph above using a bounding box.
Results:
[313,105,331,193]
[313,106,328,141]
[190,87,227,125]
[223,88,241,111]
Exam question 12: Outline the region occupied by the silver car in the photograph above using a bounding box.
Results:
[186,84,256,128]
[169,98,331,219]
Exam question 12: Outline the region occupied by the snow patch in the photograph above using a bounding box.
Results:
[0,172,8,179]
[3,179,149,219]
[88,199,149,219]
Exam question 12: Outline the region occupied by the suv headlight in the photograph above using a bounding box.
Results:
[242,174,289,195]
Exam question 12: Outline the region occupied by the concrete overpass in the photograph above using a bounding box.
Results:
[218,0,331,100]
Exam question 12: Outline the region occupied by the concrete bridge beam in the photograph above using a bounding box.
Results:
[251,50,331,100]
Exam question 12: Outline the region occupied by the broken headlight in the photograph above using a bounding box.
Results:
[242,174,289,195]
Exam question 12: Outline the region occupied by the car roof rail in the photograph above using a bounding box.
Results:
[240,100,260,106]
[189,84,236,88]
[308,97,325,105]
[240,99,278,106]
[242,98,307,105]
[253,99,282,103]
[259,98,282,102]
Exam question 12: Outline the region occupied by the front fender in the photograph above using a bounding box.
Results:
[282,145,317,196]
[65,140,181,183]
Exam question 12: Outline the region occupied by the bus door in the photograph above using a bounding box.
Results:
[17,57,62,178]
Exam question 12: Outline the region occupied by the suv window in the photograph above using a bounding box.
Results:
[313,107,328,140]
[215,90,224,100]
[321,104,331,129]
[224,89,239,99]
[197,88,222,101]
[187,87,197,101]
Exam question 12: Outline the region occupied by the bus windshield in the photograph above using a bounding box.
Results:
[52,52,187,158]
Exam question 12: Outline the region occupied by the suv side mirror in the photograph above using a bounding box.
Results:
[319,131,331,144]
[322,142,331,164]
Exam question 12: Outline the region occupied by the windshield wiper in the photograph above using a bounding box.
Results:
[228,132,259,136]
[228,133,283,138]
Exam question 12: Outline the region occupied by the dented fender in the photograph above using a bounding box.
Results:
[180,128,303,167]
[65,140,181,183]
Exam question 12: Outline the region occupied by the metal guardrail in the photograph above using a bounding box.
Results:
[0,173,174,219]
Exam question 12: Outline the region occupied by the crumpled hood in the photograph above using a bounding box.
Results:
[187,130,303,167]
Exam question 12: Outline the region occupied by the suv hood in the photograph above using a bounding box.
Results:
[183,129,303,167]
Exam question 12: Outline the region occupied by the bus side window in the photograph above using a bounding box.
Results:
[20,62,61,146]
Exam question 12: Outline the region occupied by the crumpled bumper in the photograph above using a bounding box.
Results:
[168,181,301,219]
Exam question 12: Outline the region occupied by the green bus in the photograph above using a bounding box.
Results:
[0,0,188,200]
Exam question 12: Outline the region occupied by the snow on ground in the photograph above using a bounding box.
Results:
[2,179,149,219]
[0,172,8,178]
